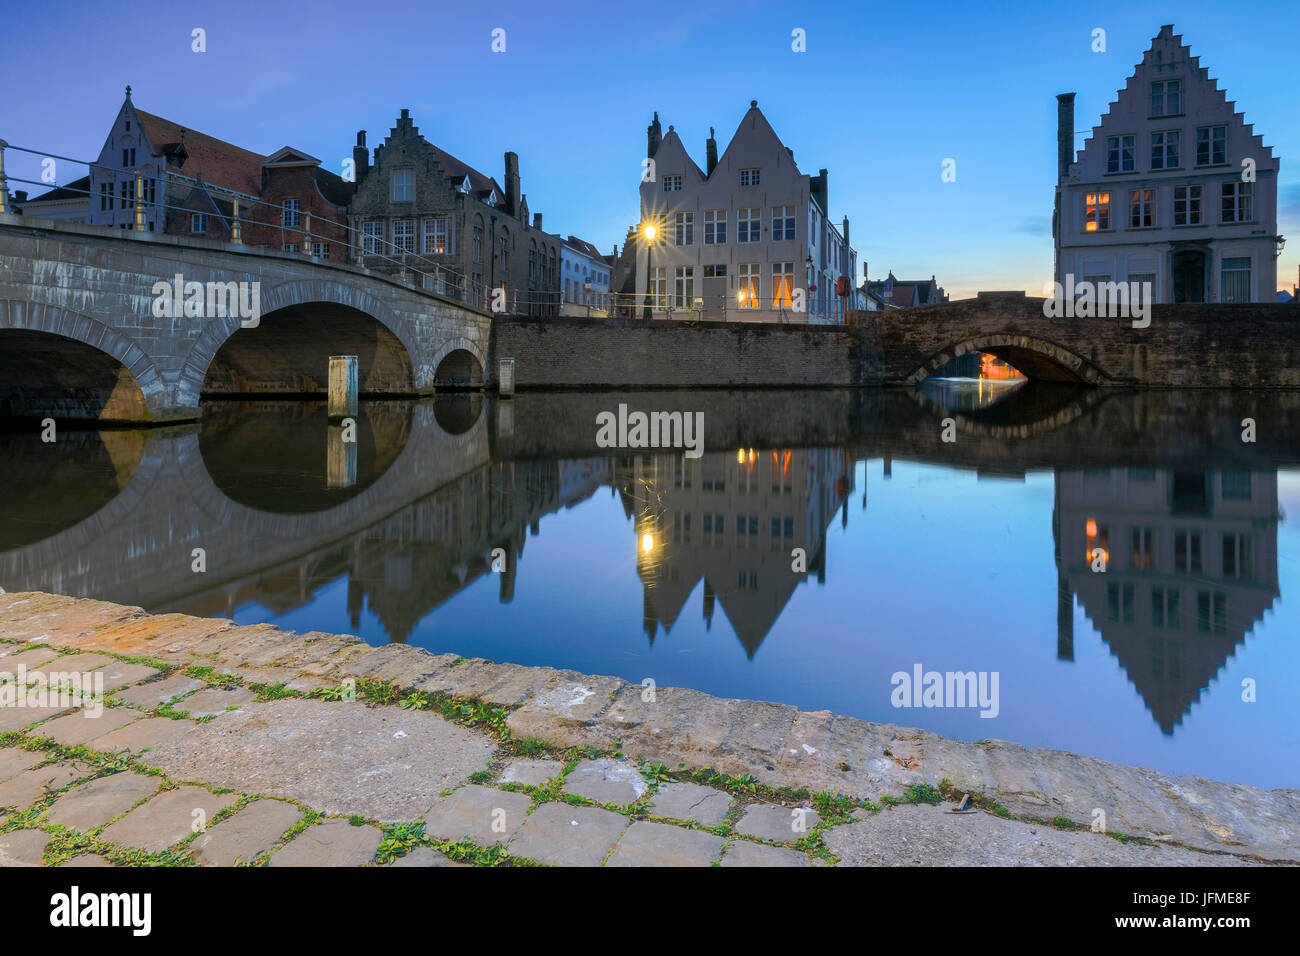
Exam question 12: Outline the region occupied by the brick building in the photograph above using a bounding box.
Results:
[347,109,562,313]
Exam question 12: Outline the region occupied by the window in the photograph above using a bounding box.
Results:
[393,219,414,253]
[1221,472,1252,500]
[499,232,509,274]
[674,266,694,309]
[143,179,156,205]
[313,242,328,259]
[1173,185,1202,225]
[663,175,682,192]
[1222,533,1253,579]
[423,218,448,254]
[703,264,727,277]
[283,243,298,252]
[740,168,760,186]
[191,214,207,233]
[1151,587,1181,629]
[281,199,300,228]
[737,263,759,308]
[121,148,135,168]
[772,205,795,240]
[1221,182,1252,222]
[1131,528,1154,569]
[1197,590,1227,634]
[99,182,112,211]
[1151,130,1179,170]
[1196,126,1226,166]
[737,207,760,243]
[772,261,794,307]
[650,266,667,308]
[704,209,727,244]
[472,223,483,264]
[119,180,132,209]
[1129,188,1155,228]
[362,221,382,255]
[391,168,414,202]
[1107,135,1135,173]
[1084,191,1111,231]
[1174,531,1203,573]
[1220,257,1251,303]
[1151,79,1181,116]
[674,211,694,246]
[1107,583,1135,624]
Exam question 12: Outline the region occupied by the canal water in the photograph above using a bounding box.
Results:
[3,385,1297,790]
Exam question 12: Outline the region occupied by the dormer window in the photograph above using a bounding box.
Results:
[1150,79,1181,117]
[391,168,414,202]
[485,189,499,207]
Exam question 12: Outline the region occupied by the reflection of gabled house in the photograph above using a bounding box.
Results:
[1055,467,1280,733]
[620,447,850,656]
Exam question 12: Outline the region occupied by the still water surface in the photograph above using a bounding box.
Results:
[3,386,1296,788]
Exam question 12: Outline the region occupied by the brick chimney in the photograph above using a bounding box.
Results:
[842,216,850,247]
[646,112,662,159]
[504,151,521,218]
[533,212,543,230]
[1056,93,1076,183]
[353,131,369,184]
[811,168,828,213]
[706,127,717,176]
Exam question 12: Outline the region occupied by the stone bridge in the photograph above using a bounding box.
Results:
[0,215,494,422]
[870,292,1300,387]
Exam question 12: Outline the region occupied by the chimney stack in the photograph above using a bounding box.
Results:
[842,216,850,247]
[811,168,828,213]
[706,127,718,176]
[14,190,27,205]
[1056,93,1076,183]
[533,212,543,231]
[646,112,662,160]
[504,151,521,218]
[353,131,369,184]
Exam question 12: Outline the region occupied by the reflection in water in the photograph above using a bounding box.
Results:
[1,388,1296,786]
[1055,468,1280,734]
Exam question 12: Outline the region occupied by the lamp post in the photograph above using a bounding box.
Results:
[640,221,657,320]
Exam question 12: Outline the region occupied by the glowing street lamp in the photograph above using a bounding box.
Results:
[640,220,660,320]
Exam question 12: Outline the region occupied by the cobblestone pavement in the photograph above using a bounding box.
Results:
[0,592,1293,867]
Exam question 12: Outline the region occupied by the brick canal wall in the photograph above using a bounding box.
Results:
[489,315,882,389]
[490,300,1300,389]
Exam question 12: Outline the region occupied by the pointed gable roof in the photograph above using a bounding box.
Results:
[712,100,798,179]
[651,125,707,183]
[1072,24,1276,177]
[425,142,504,203]
[134,109,265,195]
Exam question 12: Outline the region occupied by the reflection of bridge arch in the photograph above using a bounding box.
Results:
[909,383,1111,440]
[177,403,489,542]
[0,303,166,415]
[181,280,420,403]
[429,337,486,389]
[904,332,1113,386]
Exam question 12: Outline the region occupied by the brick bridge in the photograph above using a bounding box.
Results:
[0,215,493,422]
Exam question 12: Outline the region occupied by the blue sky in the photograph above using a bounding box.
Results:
[3,0,1297,297]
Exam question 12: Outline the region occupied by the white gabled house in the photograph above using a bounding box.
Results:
[1054,25,1281,304]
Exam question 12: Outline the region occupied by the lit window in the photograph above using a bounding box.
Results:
[771,261,793,306]
[737,262,759,308]
[1084,192,1111,231]
[423,217,449,254]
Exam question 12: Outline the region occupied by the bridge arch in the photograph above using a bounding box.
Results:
[0,302,166,421]
[429,337,486,390]
[178,279,420,403]
[904,332,1112,385]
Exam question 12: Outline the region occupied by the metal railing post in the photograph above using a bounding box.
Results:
[134,169,145,231]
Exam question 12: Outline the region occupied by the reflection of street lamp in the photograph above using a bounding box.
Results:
[641,221,658,320]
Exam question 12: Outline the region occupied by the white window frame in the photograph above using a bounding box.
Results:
[1128,188,1155,228]
[674,211,694,246]
[191,213,207,233]
[391,168,414,203]
[739,168,760,186]
[704,209,727,244]
[1196,125,1227,166]
[737,262,759,308]
[362,221,383,255]
[1221,182,1252,223]
[662,175,682,192]
[1173,185,1202,226]
[393,218,415,253]
[772,205,795,240]
[737,207,760,243]
[1151,130,1179,170]
[1106,134,1135,173]
[281,198,301,229]
[423,217,449,254]
[674,265,694,309]
[1151,79,1181,117]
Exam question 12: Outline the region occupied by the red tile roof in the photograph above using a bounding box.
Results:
[135,110,265,195]
[425,143,503,201]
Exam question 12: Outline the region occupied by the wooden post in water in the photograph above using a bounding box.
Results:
[328,355,358,420]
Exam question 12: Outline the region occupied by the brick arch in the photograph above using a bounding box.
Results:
[174,279,420,406]
[427,336,487,389]
[903,332,1113,385]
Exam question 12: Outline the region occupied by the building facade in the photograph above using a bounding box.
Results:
[634,102,859,323]
[346,109,562,313]
[1054,25,1281,303]
[13,177,91,222]
[560,236,612,314]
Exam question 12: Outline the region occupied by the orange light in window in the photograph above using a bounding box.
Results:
[1086,520,1097,537]
[1086,221,1097,231]
[1100,192,1110,204]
